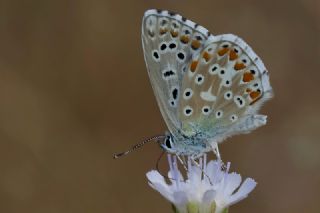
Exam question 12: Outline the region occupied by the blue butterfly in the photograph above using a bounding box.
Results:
[114,9,273,160]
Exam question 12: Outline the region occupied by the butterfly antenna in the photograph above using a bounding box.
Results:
[113,135,166,159]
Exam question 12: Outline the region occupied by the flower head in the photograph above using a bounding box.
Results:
[146,155,256,213]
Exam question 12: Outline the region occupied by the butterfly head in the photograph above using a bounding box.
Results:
[160,133,176,153]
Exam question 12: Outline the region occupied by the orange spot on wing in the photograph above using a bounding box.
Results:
[250,91,261,99]
[191,40,201,50]
[243,72,254,82]
[180,35,189,44]
[218,48,229,56]
[246,88,252,93]
[159,28,167,35]
[234,62,246,70]
[203,51,211,62]
[229,50,238,60]
[170,30,178,37]
[249,92,262,105]
[190,61,198,72]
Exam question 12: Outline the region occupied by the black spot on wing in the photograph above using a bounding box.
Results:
[172,88,178,100]
[177,52,185,60]
[163,70,175,77]
[153,51,159,59]
[169,43,176,49]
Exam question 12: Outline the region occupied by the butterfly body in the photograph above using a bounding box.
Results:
[142,9,273,158]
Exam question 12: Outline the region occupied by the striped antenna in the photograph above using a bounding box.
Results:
[113,135,166,159]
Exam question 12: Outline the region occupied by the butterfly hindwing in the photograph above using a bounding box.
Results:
[141,9,213,138]
[179,34,273,139]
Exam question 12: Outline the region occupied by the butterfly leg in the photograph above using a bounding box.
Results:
[211,142,221,160]
[190,155,213,185]
[181,155,188,166]
[176,155,188,171]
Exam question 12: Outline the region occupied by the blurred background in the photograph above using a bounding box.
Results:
[0,0,319,212]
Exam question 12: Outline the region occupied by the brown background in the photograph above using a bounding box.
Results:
[0,0,319,212]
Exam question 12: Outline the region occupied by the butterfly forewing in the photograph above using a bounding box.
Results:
[141,9,213,138]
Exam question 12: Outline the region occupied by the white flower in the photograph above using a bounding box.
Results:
[146,155,257,213]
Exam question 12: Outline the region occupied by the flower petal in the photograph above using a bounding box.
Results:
[227,178,257,206]
[148,182,174,203]
[146,170,174,203]
[146,170,167,185]
[224,172,242,196]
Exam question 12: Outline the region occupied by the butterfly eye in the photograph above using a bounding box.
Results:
[164,136,173,149]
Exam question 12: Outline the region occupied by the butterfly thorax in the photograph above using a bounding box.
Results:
[161,132,212,157]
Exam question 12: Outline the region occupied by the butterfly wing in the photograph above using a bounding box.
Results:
[179,34,273,140]
[141,9,213,138]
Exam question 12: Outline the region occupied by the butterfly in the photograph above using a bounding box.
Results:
[114,9,273,160]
